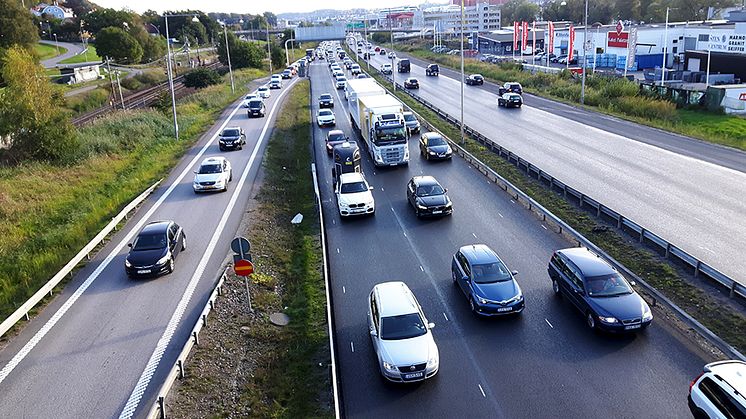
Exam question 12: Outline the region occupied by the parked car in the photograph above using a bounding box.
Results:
[246,98,266,118]
[336,172,374,217]
[551,54,566,63]
[257,86,270,98]
[367,281,439,382]
[381,64,393,75]
[688,360,746,419]
[425,64,439,76]
[325,129,349,155]
[465,74,484,85]
[548,247,653,332]
[218,126,246,151]
[403,111,420,134]
[419,132,452,160]
[317,109,336,127]
[193,156,232,193]
[406,176,452,217]
[125,220,186,278]
[318,93,334,108]
[497,93,523,108]
[452,244,524,316]
[404,77,419,89]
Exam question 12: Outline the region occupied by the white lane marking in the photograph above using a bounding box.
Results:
[498,213,504,218]
[336,248,340,254]
[472,233,477,238]
[403,232,407,237]
[478,384,486,398]
[693,217,703,223]
[119,79,299,419]
[419,265,424,272]
[390,207,395,212]
[0,84,251,387]
[350,341,355,353]
[342,286,346,294]
[542,225,548,230]
[698,246,716,254]
[381,187,384,191]
[443,312,449,321]
[510,199,515,204]
[545,319,554,329]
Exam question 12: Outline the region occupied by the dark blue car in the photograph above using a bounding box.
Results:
[548,247,653,332]
[451,244,524,316]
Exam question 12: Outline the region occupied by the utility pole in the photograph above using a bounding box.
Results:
[266,24,273,75]
[580,0,588,104]
[164,15,179,140]
[223,23,235,93]
[661,7,670,86]
[389,8,395,92]
[115,70,125,109]
[460,0,465,145]
[105,56,116,108]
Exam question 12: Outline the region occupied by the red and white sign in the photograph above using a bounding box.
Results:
[548,21,555,53]
[234,259,254,277]
[740,92,746,101]
[522,21,528,52]
[608,31,629,48]
[532,21,536,53]
[568,25,575,61]
[616,20,624,35]
[513,21,519,50]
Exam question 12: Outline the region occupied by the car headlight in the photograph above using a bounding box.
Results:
[478,297,489,305]
[157,254,171,266]
[416,203,427,210]
[382,361,398,373]
[642,305,653,321]
[446,146,453,154]
[374,151,383,163]
[599,316,618,324]
[125,259,132,268]
[429,151,436,155]
[427,353,439,368]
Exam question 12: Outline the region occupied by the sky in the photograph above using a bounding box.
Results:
[92,0,448,15]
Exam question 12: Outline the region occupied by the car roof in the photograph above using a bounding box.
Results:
[223,126,241,131]
[141,220,171,234]
[339,172,365,183]
[559,247,616,277]
[328,129,345,136]
[373,281,420,317]
[320,93,332,97]
[319,109,333,114]
[200,156,225,165]
[411,175,440,187]
[705,360,746,395]
[459,244,499,265]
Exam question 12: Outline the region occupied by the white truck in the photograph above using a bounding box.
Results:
[350,93,409,167]
[344,78,385,102]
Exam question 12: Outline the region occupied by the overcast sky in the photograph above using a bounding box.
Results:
[93,0,449,15]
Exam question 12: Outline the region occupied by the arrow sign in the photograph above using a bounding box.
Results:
[234,259,254,277]
[231,236,251,256]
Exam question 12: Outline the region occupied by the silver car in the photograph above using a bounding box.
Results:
[367,281,439,382]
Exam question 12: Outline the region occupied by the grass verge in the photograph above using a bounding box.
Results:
[0,67,266,326]
[35,42,67,61]
[58,44,101,65]
[367,68,746,355]
[168,79,332,417]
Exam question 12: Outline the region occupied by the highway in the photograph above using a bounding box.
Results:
[310,57,709,418]
[0,77,297,418]
[360,48,746,288]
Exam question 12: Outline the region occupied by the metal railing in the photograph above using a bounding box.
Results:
[0,180,162,340]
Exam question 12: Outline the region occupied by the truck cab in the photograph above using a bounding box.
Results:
[397,59,410,73]
[331,141,361,186]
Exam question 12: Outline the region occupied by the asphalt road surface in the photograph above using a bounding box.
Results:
[361,48,746,288]
[40,40,85,68]
[0,77,296,418]
[310,58,709,418]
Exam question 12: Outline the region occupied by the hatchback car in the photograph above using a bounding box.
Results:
[465,74,484,85]
[548,247,653,332]
[403,111,420,134]
[406,176,452,217]
[246,98,266,118]
[452,244,524,316]
[688,360,746,419]
[404,77,419,89]
[498,93,523,108]
[368,281,439,382]
[419,132,452,160]
[193,156,232,193]
[325,129,348,155]
[281,69,292,79]
[319,93,334,108]
[379,48,386,55]
[335,75,347,89]
[257,86,270,98]
[125,220,186,278]
[317,109,336,127]
[218,126,245,151]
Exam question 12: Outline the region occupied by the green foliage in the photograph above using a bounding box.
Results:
[217,31,264,69]
[0,0,40,50]
[83,8,137,34]
[64,87,110,114]
[372,32,391,44]
[179,20,208,45]
[270,42,284,70]
[95,27,143,64]
[501,0,541,23]
[610,96,678,122]
[183,68,221,88]
[139,35,166,63]
[58,44,101,64]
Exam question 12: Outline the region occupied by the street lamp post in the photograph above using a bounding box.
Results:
[266,25,273,75]
[389,8,395,92]
[53,33,60,55]
[163,14,201,140]
[661,7,671,86]
[460,0,465,145]
[284,37,296,66]
[221,22,235,93]
[580,0,589,105]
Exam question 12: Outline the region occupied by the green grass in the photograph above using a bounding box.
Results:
[59,44,101,65]
[35,42,67,61]
[0,67,267,324]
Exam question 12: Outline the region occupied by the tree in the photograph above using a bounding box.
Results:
[270,42,284,70]
[95,27,143,64]
[263,12,277,28]
[183,68,221,88]
[0,46,80,164]
[139,35,166,63]
[178,20,208,45]
[217,31,264,69]
[83,8,136,34]
[0,0,40,51]
[501,0,540,24]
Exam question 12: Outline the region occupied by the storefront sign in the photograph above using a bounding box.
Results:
[608,31,629,48]
[708,33,746,53]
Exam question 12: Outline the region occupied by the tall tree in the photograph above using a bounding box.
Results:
[217,31,264,69]
[95,27,143,64]
[83,8,136,34]
[0,0,40,51]
[263,11,277,27]
[501,0,540,23]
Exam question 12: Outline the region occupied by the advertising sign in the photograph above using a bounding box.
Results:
[548,21,555,53]
[608,31,629,48]
[626,27,638,69]
[513,21,519,50]
[568,25,575,61]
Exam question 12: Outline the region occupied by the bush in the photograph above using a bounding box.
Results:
[183,68,221,89]
[134,70,166,86]
[66,87,111,114]
[611,96,678,122]
[601,78,639,99]
[120,77,142,91]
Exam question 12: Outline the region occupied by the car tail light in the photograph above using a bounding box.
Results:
[689,372,704,393]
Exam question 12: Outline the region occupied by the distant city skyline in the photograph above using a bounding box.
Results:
[91,0,449,15]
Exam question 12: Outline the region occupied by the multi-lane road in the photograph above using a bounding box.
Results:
[310,56,710,418]
[0,77,297,418]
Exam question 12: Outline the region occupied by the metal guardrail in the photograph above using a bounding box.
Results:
[0,179,162,340]
[369,68,745,362]
[147,268,228,419]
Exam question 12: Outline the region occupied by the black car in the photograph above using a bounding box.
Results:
[465,74,484,85]
[218,126,246,151]
[379,48,386,55]
[419,132,452,160]
[498,82,523,95]
[319,93,334,108]
[548,247,653,333]
[425,64,439,76]
[281,69,292,79]
[247,99,266,118]
[406,176,452,217]
[325,129,348,155]
[404,77,419,89]
[125,221,186,278]
[497,93,523,108]
[452,244,524,316]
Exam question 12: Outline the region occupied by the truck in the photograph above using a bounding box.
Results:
[397,59,411,73]
[350,93,409,167]
[306,48,314,61]
[344,78,385,102]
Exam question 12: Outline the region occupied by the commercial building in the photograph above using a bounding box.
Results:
[415,2,501,34]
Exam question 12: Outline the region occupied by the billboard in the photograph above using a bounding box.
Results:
[295,24,346,41]
[608,31,629,48]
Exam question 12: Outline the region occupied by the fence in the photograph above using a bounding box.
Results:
[639,83,706,107]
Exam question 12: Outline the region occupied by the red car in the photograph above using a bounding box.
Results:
[374,47,380,52]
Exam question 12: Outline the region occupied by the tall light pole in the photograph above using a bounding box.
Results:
[660,7,671,86]
[221,22,235,93]
[284,37,296,66]
[266,24,273,75]
[580,0,589,105]
[52,33,60,55]
[389,8,395,92]
[364,16,369,70]
[164,14,200,140]
[459,0,465,145]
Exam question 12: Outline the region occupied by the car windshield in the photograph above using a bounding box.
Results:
[319,110,333,116]
[472,261,512,283]
[336,77,346,82]
[586,273,633,297]
[132,233,167,251]
[328,133,345,142]
[427,136,447,146]
[222,129,240,137]
[249,100,262,108]
[259,87,268,91]
[416,184,444,197]
[198,163,222,174]
[380,313,427,340]
[320,94,332,100]
[404,114,416,122]
[374,126,406,145]
[340,181,368,194]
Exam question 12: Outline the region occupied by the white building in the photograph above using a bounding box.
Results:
[415,3,501,34]
[31,2,74,20]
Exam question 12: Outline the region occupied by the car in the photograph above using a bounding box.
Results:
[242,93,259,107]
[356,73,369,79]
[328,59,337,68]
[406,176,452,217]
[367,281,438,382]
[351,64,361,75]
[388,51,396,59]
[332,69,344,78]
[379,48,386,55]
[465,74,484,85]
[374,46,380,52]
[403,77,419,89]
[551,54,566,63]
[363,52,370,60]
[318,93,334,108]
[381,63,393,75]
[317,109,336,127]
[499,82,523,95]
[218,126,246,151]
[281,69,292,79]
[257,86,270,98]
[125,220,186,278]
[246,98,266,117]
[425,63,439,76]
[452,244,524,316]
[269,79,282,89]
[688,360,746,419]
[497,93,523,108]
[335,75,347,89]
[402,111,420,134]
[325,129,348,155]
[419,132,452,160]
[548,247,653,332]
[193,156,232,193]
[335,172,374,217]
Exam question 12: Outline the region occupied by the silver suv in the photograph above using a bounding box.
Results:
[367,281,439,382]
[688,360,746,419]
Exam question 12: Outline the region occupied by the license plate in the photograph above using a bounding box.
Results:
[497,307,512,312]
[404,372,423,379]
[624,324,641,330]
[137,269,151,274]
[433,210,442,214]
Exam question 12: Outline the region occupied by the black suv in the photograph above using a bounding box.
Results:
[419,132,452,160]
[218,126,246,151]
[498,82,523,95]
[318,93,334,108]
[247,99,266,118]
[406,175,452,217]
[125,221,186,278]
[425,64,439,76]
[465,74,484,85]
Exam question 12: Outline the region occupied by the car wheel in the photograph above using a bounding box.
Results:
[586,312,596,330]
[552,279,560,295]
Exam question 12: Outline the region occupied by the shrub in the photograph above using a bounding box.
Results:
[134,70,166,86]
[601,78,639,99]
[119,77,142,91]
[66,87,111,114]
[611,96,678,122]
[183,68,221,89]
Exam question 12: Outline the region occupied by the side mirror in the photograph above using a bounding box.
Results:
[428,322,435,329]
[630,280,636,286]
[511,270,519,276]
[444,188,448,193]
[462,275,469,282]
[193,170,198,174]
[369,329,377,337]
[369,186,374,191]
[127,243,132,248]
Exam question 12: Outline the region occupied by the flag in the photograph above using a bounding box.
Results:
[513,21,518,51]
[548,21,555,54]
[532,21,536,53]
[568,25,575,62]
[522,21,528,53]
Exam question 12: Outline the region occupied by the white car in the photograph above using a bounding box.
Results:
[335,75,347,89]
[335,172,374,216]
[242,93,260,107]
[381,63,392,75]
[332,70,344,79]
[257,86,270,98]
[688,360,746,419]
[368,281,438,382]
[317,109,336,127]
[193,156,232,193]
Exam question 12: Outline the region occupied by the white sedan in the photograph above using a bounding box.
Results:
[242,93,260,107]
[317,109,336,127]
[257,86,270,98]
[193,156,232,193]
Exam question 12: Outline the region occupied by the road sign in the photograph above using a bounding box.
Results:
[234,259,254,277]
[739,92,746,101]
[231,236,250,255]
[346,22,364,29]
[616,20,624,35]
